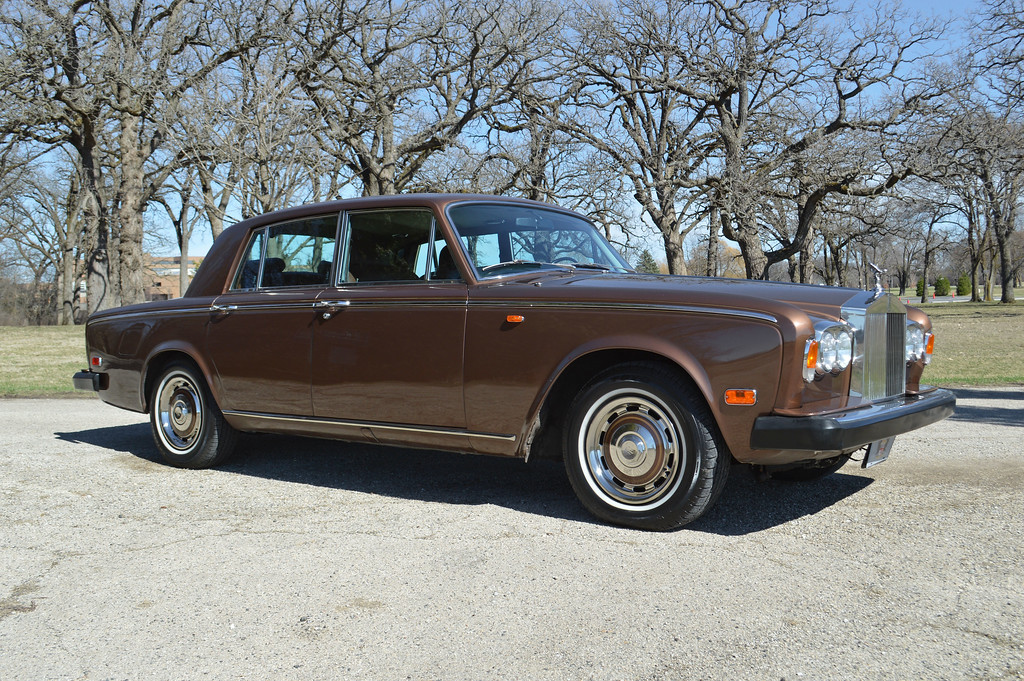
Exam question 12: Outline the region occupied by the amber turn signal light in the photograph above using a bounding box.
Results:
[506,315,525,324]
[724,389,757,406]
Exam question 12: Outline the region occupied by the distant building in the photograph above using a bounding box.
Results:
[145,255,203,301]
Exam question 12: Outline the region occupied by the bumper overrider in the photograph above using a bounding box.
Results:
[751,388,956,452]
[73,370,107,392]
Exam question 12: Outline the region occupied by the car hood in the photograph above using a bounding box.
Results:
[480,271,867,323]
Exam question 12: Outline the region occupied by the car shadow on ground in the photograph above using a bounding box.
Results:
[56,424,872,536]
[947,387,1024,428]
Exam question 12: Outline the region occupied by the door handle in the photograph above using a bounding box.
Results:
[211,304,238,314]
[316,300,350,319]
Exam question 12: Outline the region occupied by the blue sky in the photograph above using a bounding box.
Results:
[903,0,979,15]
[153,0,994,260]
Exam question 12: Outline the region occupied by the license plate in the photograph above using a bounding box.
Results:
[863,436,895,468]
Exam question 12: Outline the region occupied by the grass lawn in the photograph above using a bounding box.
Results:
[915,302,1024,386]
[1,297,1020,396]
[0,326,87,397]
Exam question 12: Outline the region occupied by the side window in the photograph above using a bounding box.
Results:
[342,209,455,283]
[230,216,338,290]
[262,216,337,288]
[231,231,264,290]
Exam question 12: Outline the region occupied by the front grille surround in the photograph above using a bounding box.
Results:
[842,293,907,401]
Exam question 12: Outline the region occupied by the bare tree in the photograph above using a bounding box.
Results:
[884,190,958,304]
[701,0,944,280]
[930,81,1023,303]
[564,0,719,275]
[978,0,1024,104]
[0,0,116,313]
[0,161,85,323]
[153,165,202,297]
[0,0,270,310]
[174,23,347,239]
[287,0,560,197]
[91,0,271,305]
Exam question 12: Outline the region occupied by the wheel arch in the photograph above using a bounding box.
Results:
[520,345,718,461]
[142,345,220,413]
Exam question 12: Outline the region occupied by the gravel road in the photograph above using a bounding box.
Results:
[1,389,1022,681]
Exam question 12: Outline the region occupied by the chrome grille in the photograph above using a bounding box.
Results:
[886,312,906,397]
[842,293,907,401]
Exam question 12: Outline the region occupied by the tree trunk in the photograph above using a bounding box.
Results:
[834,244,848,288]
[733,224,770,280]
[995,232,1016,303]
[920,251,931,305]
[706,208,719,277]
[116,113,148,306]
[798,242,813,284]
[179,242,190,299]
[663,231,687,276]
[57,242,77,325]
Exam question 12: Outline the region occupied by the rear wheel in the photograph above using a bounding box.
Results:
[150,360,237,468]
[563,362,729,531]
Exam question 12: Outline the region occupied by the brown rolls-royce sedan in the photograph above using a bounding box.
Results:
[74,194,954,530]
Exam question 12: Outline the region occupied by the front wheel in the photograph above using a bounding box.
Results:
[563,363,729,531]
[149,360,237,469]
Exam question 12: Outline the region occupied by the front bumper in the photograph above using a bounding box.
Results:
[73,370,107,392]
[751,388,956,452]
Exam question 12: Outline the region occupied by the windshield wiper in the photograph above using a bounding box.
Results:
[568,262,612,271]
[480,259,540,272]
[480,260,576,274]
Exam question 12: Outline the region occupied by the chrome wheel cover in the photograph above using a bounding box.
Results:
[578,387,689,511]
[156,371,204,453]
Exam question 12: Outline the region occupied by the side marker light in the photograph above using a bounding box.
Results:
[725,389,757,406]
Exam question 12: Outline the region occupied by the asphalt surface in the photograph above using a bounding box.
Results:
[1,389,1022,680]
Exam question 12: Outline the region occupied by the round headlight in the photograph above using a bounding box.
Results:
[805,322,855,381]
[835,328,853,371]
[906,324,925,362]
[819,331,838,373]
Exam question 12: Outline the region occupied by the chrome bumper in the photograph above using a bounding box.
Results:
[750,388,956,452]
[72,370,107,392]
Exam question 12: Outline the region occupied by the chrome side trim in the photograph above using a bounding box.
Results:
[211,302,317,312]
[222,410,517,442]
[90,307,217,321]
[335,299,467,307]
[469,300,778,324]
[92,298,776,324]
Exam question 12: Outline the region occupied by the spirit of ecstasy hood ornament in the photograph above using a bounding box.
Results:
[868,262,886,300]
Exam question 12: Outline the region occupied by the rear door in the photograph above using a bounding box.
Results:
[205,214,339,416]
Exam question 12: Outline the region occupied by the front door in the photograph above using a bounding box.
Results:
[311,208,468,440]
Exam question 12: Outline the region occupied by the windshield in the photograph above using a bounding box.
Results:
[446,202,631,278]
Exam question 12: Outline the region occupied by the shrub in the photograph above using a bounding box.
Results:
[916,278,926,297]
[635,249,661,274]
[934,276,951,297]
[957,273,972,297]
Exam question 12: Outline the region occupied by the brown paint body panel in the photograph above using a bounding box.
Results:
[79,194,943,467]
